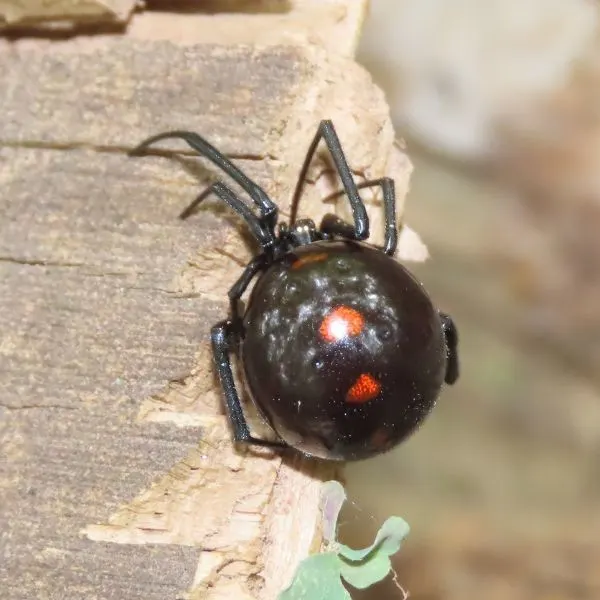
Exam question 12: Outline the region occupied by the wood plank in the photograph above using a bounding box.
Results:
[0,38,413,599]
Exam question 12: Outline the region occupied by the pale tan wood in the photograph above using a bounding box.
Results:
[128,0,368,58]
[0,0,136,28]
[0,0,367,54]
[0,32,415,600]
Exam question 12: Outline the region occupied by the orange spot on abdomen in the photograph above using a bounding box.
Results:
[319,306,365,342]
[291,252,328,270]
[346,373,381,404]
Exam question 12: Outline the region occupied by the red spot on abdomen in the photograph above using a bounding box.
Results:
[291,252,328,270]
[319,306,365,343]
[346,373,381,404]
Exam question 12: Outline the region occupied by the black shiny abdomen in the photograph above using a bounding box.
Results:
[241,240,447,461]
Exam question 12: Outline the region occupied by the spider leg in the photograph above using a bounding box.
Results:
[290,120,369,241]
[360,177,397,255]
[177,181,275,250]
[228,254,266,325]
[178,184,215,220]
[320,177,398,255]
[440,313,459,385]
[211,321,288,450]
[129,129,278,237]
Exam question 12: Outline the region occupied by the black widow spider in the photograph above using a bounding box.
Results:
[130,120,459,462]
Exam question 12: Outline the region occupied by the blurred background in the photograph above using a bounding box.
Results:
[343,1,600,598]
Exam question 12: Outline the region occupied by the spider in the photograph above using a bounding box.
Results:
[129,120,459,461]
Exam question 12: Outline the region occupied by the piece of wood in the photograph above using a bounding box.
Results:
[0,0,137,28]
[0,36,414,600]
[128,0,368,58]
[0,0,367,57]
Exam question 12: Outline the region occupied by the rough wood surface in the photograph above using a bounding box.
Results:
[0,36,414,600]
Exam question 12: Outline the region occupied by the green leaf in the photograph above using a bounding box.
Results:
[338,516,410,590]
[278,553,350,600]
[338,515,410,561]
[277,481,410,599]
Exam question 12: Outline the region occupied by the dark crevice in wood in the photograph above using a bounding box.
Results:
[0,139,277,162]
[0,256,85,268]
[142,0,292,15]
[0,21,129,40]
[0,402,77,411]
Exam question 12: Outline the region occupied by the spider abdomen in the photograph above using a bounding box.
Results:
[241,240,447,461]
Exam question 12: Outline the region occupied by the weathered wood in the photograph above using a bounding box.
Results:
[0,37,413,600]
